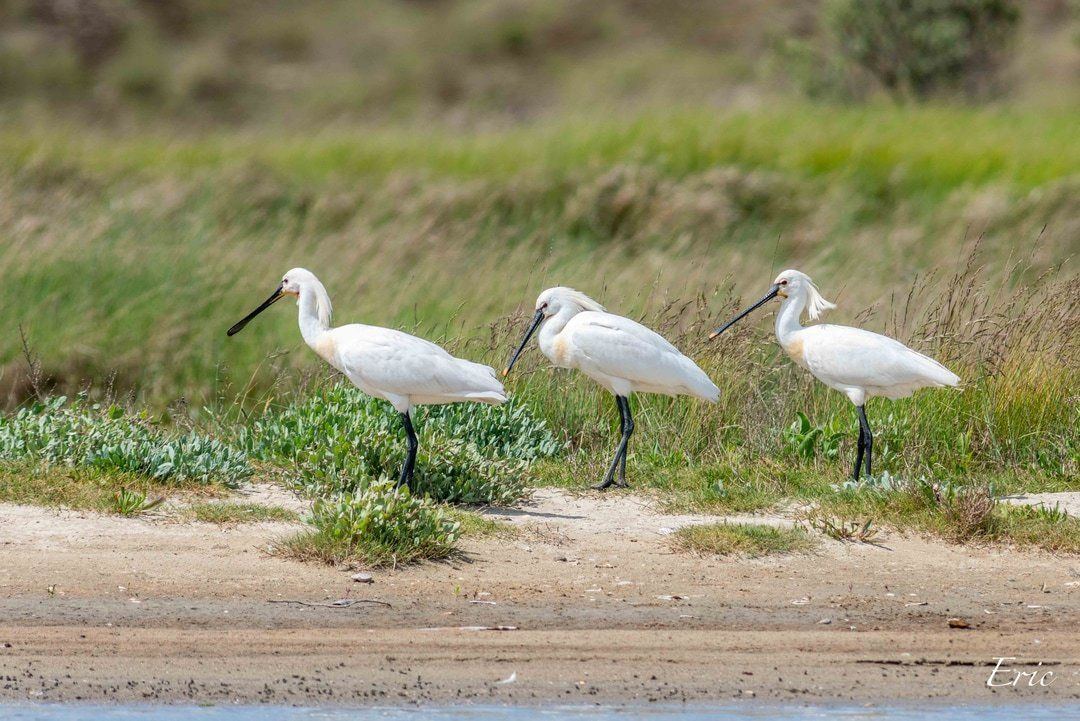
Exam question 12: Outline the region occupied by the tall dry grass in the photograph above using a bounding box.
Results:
[0,112,1075,493]
[491,252,1077,484]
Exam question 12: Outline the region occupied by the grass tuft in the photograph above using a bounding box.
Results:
[275,480,460,567]
[671,522,816,558]
[186,501,300,525]
[446,508,520,539]
[817,475,1080,553]
[111,487,166,516]
[0,462,223,512]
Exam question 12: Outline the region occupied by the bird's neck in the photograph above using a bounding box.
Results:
[538,305,579,362]
[775,293,805,346]
[298,288,330,345]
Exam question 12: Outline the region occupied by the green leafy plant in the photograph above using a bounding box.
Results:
[111,487,165,516]
[784,411,844,461]
[0,397,250,486]
[279,480,460,566]
[1027,503,1069,524]
[233,386,561,504]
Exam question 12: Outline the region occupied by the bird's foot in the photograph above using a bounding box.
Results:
[592,479,615,491]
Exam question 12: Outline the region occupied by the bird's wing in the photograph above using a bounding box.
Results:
[333,325,505,400]
[567,313,719,400]
[802,325,959,392]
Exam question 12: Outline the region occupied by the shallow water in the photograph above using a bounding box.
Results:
[2,704,1078,721]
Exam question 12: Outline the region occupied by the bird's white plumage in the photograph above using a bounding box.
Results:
[324,324,506,411]
[283,268,506,414]
[769,269,959,406]
[535,288,719,402]
[798,324,960,404]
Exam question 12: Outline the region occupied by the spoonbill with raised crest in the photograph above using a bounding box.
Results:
[503,287,719,490]
[227,268,507,491]
[709,269,959,479]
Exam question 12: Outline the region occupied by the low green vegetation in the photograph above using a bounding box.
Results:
[0,462,220,513]
[186,501,300,525]
[813,476,1080,553]
[0,397,251,486]
[671,522,815,558]
[447,508,520,540]
[804,512,880,544]
[276,481,461,567]
[230,387,560,504]
[110,487,165,516]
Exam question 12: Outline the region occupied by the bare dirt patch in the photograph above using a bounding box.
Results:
[1,486,1079,705]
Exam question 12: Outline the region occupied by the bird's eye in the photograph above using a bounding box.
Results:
[779,279,788,286]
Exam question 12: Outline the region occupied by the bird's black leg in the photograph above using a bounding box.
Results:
[857,405,873,478]
[615,396,634,488]
[852,419,866,481]
[397,411,418,491]
[594,395,632,490]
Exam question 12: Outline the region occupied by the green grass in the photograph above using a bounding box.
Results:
[0,462,223,513]
[671,522,816,557]
[276,480,461,567]
[447,508,520,540]
[4,107,1078,191]
[186,501,300,524]
[812,477,1080,553]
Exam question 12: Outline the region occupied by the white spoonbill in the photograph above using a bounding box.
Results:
[709,269,959,479]
[227,268,507,490]
[503,287,719,490]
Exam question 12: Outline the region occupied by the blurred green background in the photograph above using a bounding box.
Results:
[0,0,1077,412]
[2,0,1078,126]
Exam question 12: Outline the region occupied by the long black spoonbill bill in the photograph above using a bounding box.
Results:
[710,269,959,479]
[227,268,507,490]
[503,287,719,490]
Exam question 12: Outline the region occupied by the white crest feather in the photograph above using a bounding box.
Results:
[805,281,836,321]
[301,272,333,327]
[543,287,606,313]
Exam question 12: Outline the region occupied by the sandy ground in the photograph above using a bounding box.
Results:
[2,485,1080,706]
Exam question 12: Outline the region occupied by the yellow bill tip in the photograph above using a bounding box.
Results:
[501,367,510,378]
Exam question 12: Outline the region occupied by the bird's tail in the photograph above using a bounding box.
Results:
[911,349,961,388]
[463,390,508,405]
[458,359,509,401]
[681,357,721,403]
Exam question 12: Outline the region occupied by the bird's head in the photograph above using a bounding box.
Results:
[280,267,317,297]
[771,269,812,299]
[502,287,605,377]
[227,267,331,337]
[708,269,834,340]
[535,287,605,318]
